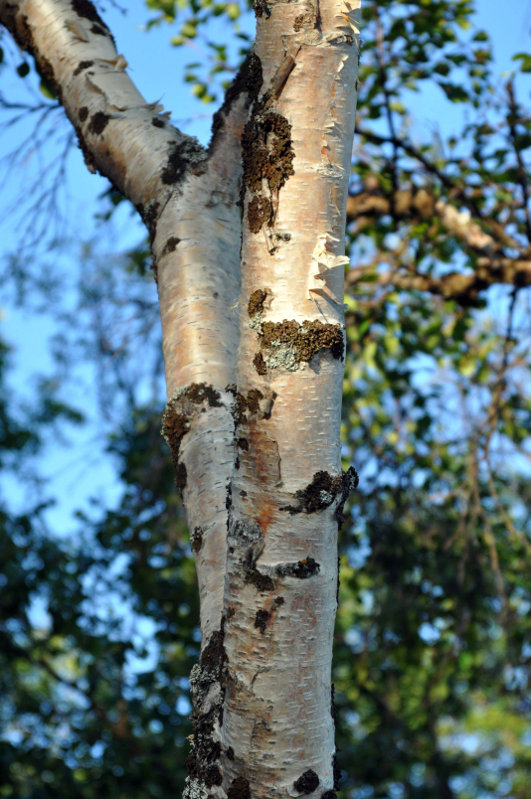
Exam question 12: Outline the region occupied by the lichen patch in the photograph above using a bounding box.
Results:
[255,319,344,371]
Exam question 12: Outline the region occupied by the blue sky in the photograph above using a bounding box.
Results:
[0,0,530,534]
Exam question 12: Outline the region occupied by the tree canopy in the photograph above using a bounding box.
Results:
[0,0,530,797]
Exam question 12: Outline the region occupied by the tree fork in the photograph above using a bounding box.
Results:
[0,0,361,796]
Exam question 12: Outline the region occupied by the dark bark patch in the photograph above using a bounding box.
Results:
[73,122,96,172]
[187,383,222,407]
[190,526,204,555]
[232,388,263,425]
[237,437,249,450]
[281,467,358,516]
[136,200,160,242]
[161,236,180,256]
[294,770,320,794]
[19,15,35,53]
[90,23,107,36]
[333,752,342,789]
[228,777,251,799]
[163,384,225,490]
[276,558,320,579]
[226,746,235,760]
[161,138,206,185]
[321,793,337,799]
[78,106,89,122]
[210,52,263,148]
[204,765,222,787]
[161,404,189,488]
[253,352,267,375]
[88,111,110,134]
[152,116,165,128]
[38,56,61,99]
[200,630,226,673]
[253,0,271,18]
[245,565,275,592]
[73,59,94,76]
[254,608,270,634]
[274,596,285,606]
[71,0,106,27]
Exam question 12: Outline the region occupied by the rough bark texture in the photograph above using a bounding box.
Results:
[0,1,361,796]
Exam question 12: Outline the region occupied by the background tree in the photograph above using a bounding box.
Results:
[0,1,530,798]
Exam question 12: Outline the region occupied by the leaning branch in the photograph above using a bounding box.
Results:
[0,0,206,218]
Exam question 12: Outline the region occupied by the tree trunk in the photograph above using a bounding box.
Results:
[0,0,360,795]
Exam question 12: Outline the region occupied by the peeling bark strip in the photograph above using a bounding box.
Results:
[0,0,361,795]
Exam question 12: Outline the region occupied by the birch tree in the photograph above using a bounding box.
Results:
[0,0,361,795]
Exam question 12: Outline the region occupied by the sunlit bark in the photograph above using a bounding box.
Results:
[0,0,360,795]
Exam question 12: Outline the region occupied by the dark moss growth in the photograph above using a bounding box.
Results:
[185,699,223,785]
[242,110,294,194]
[276,558,320,579]
[190,526,204,555]
[260,319,344,363]
[248,288,268,317]
[210,52,263,149]
[78,106,89,122]
[248,195,272,233]
[254,608,270,634]
[161,138,206,185]
[253,352,267,375]
[73,59,94,76]
[187,383,222,407]
[152,116,165,128]
[162,236,180,256]
[228,776,251,799]
[294,769,320,794]
[205,765,223,787]
[88,111,110,134]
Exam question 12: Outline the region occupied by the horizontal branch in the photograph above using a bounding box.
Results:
[347,256,531,304]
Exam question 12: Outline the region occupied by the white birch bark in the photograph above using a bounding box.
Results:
[0,1,360,796]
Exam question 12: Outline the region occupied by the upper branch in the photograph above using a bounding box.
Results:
[0,0,207,216]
